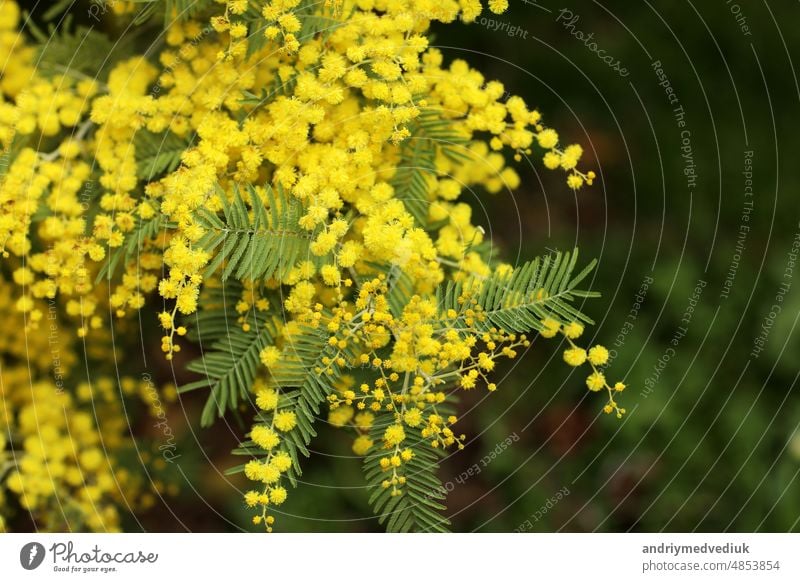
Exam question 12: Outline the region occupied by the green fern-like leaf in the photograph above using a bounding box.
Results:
[228,322,345,485]
[196,184,312,283]
[363,414,451,532]
[28,17,119,79]
[186,280,252,343]
[392,134,435,227]
[135,129,193,180]
[95,212,169,283]
[415,108,472,163]
[296,0,344,42]
[130,0,216,27]
[40,0,76,21]
[392,108,470,227]
[438,248,599,333]
[239,2,269,58]
[181,305,275,427]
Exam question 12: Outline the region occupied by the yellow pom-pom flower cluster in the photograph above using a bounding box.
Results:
[0,0,620,532]
[547,318,627,417]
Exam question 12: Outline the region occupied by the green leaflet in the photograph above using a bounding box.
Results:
[437,248,600,333]
[195,183,312,283]
[228,322,345,486]
[129,0,216,27]
[135,130,194,181]
[181,303,274,428]
[363,413,451,533]
[391,108,471,227]
[95,212,170,283]
[28,15,131,80]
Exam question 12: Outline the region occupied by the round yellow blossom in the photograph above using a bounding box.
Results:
[329,405,354,427]
[403,408,422,427]
[560,144,583,170]
[269,486,288,505]
[354,412,374,429]
[586,372,606,392]
[543,151,561,169]
[488,0,509,14]
[229,23,248,38]
[563,347,587,367]
[537,129,559,149]
[272,451,293,472]
[260,465,281,484]
[567,174,584,189]
[384,424,406,446]
[563,322,584,339]
[352,435,373,455]
[256,389,279,411]
[274,410,297,432]
[320,264,341,286]
[588,345,610,366]
[228,0,248,14]
[244,490,260,507]
[540,318,561,338]
[251,426,280,449]
[260,346,281,367]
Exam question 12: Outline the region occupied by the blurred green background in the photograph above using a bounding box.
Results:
[18,0,800,532]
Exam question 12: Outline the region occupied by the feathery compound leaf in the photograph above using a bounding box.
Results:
[414,108,472,163]
[41,0,76,21]
[391,135,435,227]
[181,304,275,427]
[135,129,194,180]
[186,281,252,343]
[364,414,451,532]
[129,0,217,27]
[229,322,347,485]
[391,108,471,227]
[164,0,216,24]
[296,0,345,42]
[196,184,312,283]
[29,17,119,79]
[95,212,169,283]
[439,249,600,333]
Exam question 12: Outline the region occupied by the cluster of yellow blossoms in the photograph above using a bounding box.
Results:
[541,318,626,417]
[0,0,621,531]
[0,266,178,530]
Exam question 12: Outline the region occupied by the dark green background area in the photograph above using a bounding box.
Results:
[15,0,800,532]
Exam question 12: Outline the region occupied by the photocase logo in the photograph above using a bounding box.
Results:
[20,542,46,570]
